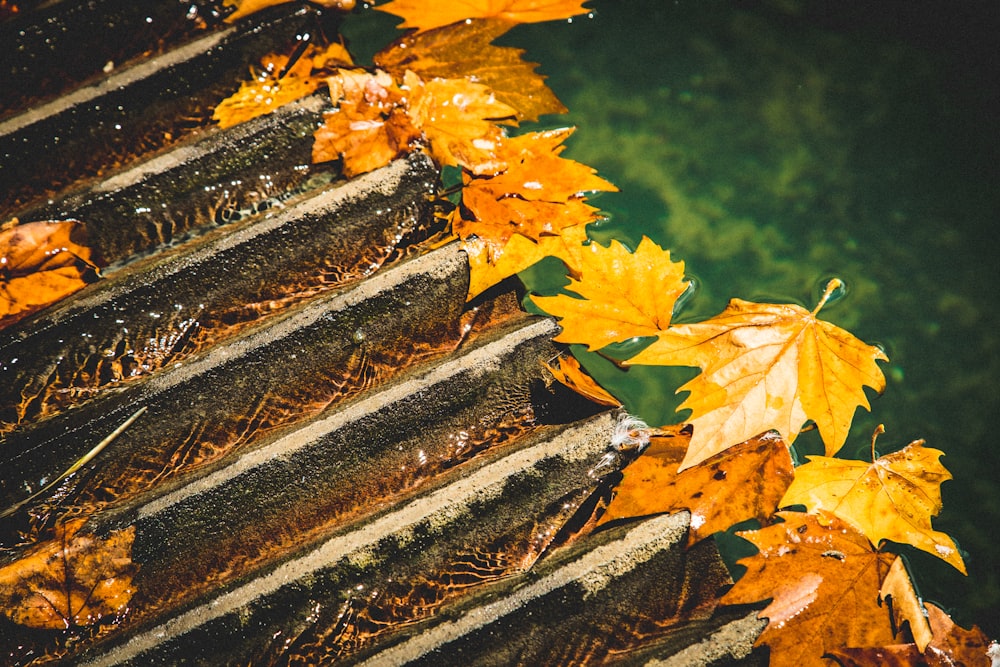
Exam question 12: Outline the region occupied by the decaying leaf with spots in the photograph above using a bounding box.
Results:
[223,0,355,23]
[375,0,592,32]
[544,353,620,407]
[628,279,887,471]
[722,511,900,667]
[375,19,565,122]
[1,219,101,329]
[213,42,354,129]
[0,519,138,629]
[531,236,687,351]
[780,432,966,573]
[827,603,996,667]
[597,430,794,545]
[312,68,420,176]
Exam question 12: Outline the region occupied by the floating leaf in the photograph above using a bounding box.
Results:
[879,556,933,651]
[402,70,517,172]
[544,353,620,407]
[780,434,966,573]
[213,42,353,128]
[375,18,565,122]
[1,219,101,328]
[531,236,687,351]
[722,511,897,667]
[223,0,355,23]
[597,430,794,545]
[0,519,138,629]
[628,280,887,470]
[375,0,591,32]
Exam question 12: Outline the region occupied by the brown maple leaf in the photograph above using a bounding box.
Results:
[375,0,592,32]
[213,42,354,129]
[722,511,898,667]
[628,279,887,470]
[0,519,138,629]
[597,430,794,545]
[375,18,566,122]
[531,235,688,351]
[780,429,966,574]
[312,68,420,176]
[1,219,101,329]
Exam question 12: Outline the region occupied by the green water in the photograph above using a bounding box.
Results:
[349,0,1000,634]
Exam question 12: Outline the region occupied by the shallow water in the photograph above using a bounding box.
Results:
[498,0,1000,633]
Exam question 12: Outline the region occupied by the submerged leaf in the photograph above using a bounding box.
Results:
[628,281,887,470]
[780,437,966,573]
[0,520,138,629]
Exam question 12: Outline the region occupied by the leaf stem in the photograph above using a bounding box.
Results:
[870,423,885,462]
[812,278,844,315]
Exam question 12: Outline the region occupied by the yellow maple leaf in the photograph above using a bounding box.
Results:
[402,70,516,172]
[375,0,591,32]
[628,279,887,470]
[223,0,355,23]
[374,18,566,122]
[879,556,934,651]
[531,236,689,351]
[780,430,966,574]
[543,353,620,407]
[213,42,353,129]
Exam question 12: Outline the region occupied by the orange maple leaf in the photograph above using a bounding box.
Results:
[213,42,354,129]
[402,70,516,172]
[0,519,138,629]
[223,0,355,23]
[1,220,101,329]
[375,0,591,32]
[780,429,966,574]
[312,69,420,176]
[375,18,566,122]
[722,511,900,667]
[597,430,794,545]
[543,353,620,407]
[628,279,887,470]
[530,236,688,351]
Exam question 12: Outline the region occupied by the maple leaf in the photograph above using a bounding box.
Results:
[312,69,420,176]
[0,519,138,629]
[628,279,888,471]
[223,0,355,23]
[827,603,996,667]
[213,42,354,129]
[722,511,898,667]
[375,18,566,122]
[402,70,517,172]
[375,0,591,32]
[779,429,966,574]
[597,430,794,545]
[1,219,101,329]
[543,353,620,407]
[879,556,933,651]
[531,236,688,351]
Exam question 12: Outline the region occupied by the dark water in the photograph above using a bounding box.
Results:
[350,0,1000,634]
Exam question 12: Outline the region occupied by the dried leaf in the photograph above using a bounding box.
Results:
[0,519,138,629]
[213,42,354,129]
[375,0,591,32]
[597,431,794,545]
[531,236,688,351]
[375,19,565,122]
[780,437,966,573]
[402,70,517,172]
[544,353,620,407]
[1,220,100,328]
[880,556,933,651]
[628,281,887,470]
[722,511,897,667]
[312,69,419,176]
[223,0,355,23]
